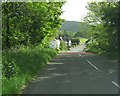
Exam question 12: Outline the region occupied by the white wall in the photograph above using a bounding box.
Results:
[49,39,60,49]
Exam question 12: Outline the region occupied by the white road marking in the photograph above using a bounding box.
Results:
[79,54,99,71]
[79,54,119,90]
[86,60,99,71]
[79,54,82,57]
[112,81,120,89]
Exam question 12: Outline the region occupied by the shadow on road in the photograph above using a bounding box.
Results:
[23,52,118,94]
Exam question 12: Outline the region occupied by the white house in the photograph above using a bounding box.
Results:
[49,38,60,49]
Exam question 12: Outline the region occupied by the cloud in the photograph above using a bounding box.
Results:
[60,0,89,21]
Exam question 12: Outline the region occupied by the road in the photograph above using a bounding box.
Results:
[23,44,118,94]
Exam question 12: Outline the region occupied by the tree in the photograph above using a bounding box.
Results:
[2,2,64,48]
[84,1,119,56]
[74,22,91,38]
[2,2,28,48]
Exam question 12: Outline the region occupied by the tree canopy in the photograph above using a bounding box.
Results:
[2,2,64,49]
[84,1,119,56]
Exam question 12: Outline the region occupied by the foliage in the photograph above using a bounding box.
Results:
[2,75,29,94]
[2,54,19,79]
[2,1,64,94]
[58,30,76,38]
[84,1,119,59]
[80,37,88,43]
[74,22,91,38]
[71,38,80,45]
[2,2,64,48]
[60,40,67,50]
[2,46,57,94]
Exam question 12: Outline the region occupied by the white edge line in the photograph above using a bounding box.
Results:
[112,81,120,89]
[86,60,99,71]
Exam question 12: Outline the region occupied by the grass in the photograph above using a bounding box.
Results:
[80,37,88,43]
[2,75,29,94]
[2,45,57,94]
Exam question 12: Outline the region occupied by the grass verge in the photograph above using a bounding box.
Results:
[2,45,57,94]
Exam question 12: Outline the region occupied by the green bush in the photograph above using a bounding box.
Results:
[2,45,57,94]
[60,40,67,50]
[80,38,88,43]
[84,39,110,54]
[71,38,80,46]
[2,55,19,79]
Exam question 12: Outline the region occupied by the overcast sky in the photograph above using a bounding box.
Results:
[60,0,93,22]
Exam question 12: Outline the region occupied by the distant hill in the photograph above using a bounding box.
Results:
[59,21,91,38]
[60,21,80,32]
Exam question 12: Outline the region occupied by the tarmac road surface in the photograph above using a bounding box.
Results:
[23,44,118,94]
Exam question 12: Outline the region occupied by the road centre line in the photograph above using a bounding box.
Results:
[112,81,120,89]
[86,60,99,71]
[79,54,99,71]
[79,54,82,57]
[79,54,119,90]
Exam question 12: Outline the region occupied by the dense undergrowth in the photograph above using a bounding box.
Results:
[84,42,118,60]
[2,45,57,94]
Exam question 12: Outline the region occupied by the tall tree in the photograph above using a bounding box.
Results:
[84,1,119,55]
[2,2,64,48]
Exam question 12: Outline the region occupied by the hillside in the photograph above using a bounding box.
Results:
[59,21,91,38]
[60,21,80,32]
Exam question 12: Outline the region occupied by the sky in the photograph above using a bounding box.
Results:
[60,0,92,22]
